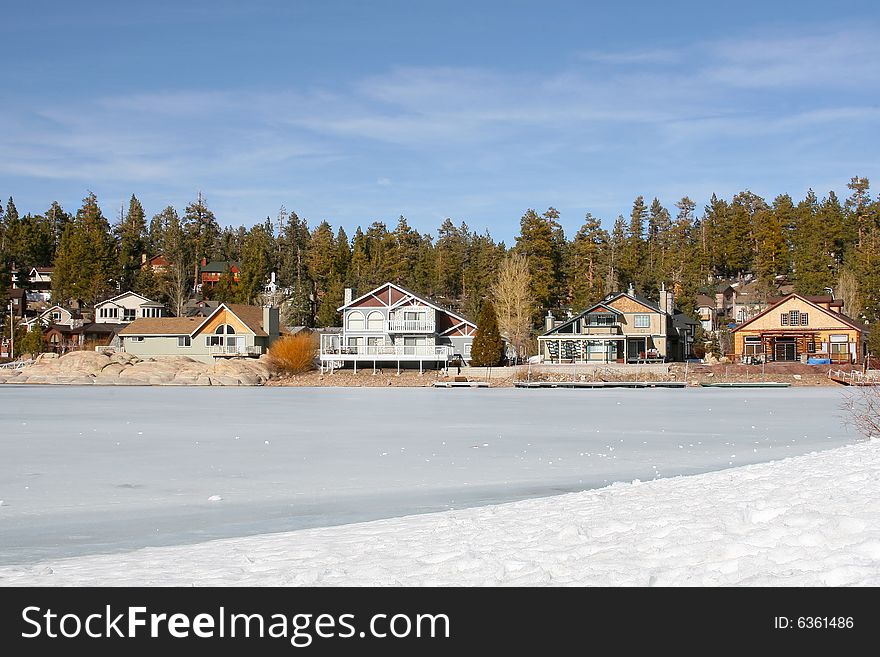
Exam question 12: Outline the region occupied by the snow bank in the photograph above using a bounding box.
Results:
[2,439,877,586]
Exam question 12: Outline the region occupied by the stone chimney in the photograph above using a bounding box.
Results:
[545,310,555,332]
[344,287,353,306]
[659,282,674,315]
[263,306,280,339]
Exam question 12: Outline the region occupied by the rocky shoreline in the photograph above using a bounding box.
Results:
[0,352,851,388]
[0,351,274,386]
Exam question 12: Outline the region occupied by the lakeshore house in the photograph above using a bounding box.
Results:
[731,293,865,364]
[120,303,280,364]
[319,283,477,373]
[537,284,698,363]
[94,291,168,323]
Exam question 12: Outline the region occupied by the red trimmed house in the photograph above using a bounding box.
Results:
[319,283,477,372]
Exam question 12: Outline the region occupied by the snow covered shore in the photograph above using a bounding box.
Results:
[2,439,877,587]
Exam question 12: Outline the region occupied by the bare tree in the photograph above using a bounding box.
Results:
[848,386,880,439]
[492,253,533,362]
[836,268,861,320]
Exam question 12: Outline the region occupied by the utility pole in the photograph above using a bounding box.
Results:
[7,302,13,360]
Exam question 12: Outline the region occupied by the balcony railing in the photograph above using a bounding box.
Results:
[320,343,453,360]
[386,319,436,333]
[209,345,264,356]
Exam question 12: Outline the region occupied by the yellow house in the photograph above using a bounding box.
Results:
[731,294,865,364]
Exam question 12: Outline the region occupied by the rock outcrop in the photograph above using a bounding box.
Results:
[0,351,274,386]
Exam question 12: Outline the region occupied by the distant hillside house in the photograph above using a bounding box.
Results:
[695,294,716,333]
[140,254,170,273]
[200,260,241,290]
[319,283,477,373]
[10,265,53,303]
[120,303,280,364]
[94,291,167,323]
[731,294,865,364]
[538,284,698,363]
[21,305,82,331]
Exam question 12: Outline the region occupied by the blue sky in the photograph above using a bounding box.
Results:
[2,1,878,242]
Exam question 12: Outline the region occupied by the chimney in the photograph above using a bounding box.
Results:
[659,282,674,315]
[627,282,635,296]
[344,287,353,306]
[141,253,147,265]
[545,310,555,332]
[200,257,207,267]
[263,306,280,339]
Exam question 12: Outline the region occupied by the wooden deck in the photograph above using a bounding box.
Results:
[514,381,686,389]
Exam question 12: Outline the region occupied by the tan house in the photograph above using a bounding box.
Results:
[120,303,279,363]
[731,294,865,364]
[538,284,698,363]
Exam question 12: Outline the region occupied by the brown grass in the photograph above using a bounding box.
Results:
[268,332,318,375]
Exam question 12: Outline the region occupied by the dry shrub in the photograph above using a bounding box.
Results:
[268,332,318,375]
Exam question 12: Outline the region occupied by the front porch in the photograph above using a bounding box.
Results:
[741,332,855,364]
[319,334,453,373]
[539,336,664,364]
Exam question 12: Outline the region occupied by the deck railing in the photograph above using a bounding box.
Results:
[386,319,436,332]
[208,345,264,356]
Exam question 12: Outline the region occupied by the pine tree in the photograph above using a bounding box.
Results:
[515,208,563,317]
[619,196,647,290]
[569,213,608,309]
[115,194,147,291]
[434,218,465,299]
[792,190,832,294]
[52,192,118,304]
[184,192,220,291]
[238,223,273,304]
[158,206,191,316]
[470,299,504,366]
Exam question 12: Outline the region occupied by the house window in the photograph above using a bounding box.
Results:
[807,341,816,353]
[744,337,762,356]
[800,313,809,326]
[367,337,382,346]
[780,313,789,326]
[789,310,799,326]
[123,309,136,321]
[99,307,119,319]
[634,314,650,328]
[366,311,384,331]
[52,312,62,322]
[130,337,144,343]
[347,311,365,330]
[207,324,236,346]
[178,336,191,347]
[464,343,472,356]
[403,311,424,321]
[587,314,614,326]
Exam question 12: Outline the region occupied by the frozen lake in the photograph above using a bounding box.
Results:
[0,386,859,564]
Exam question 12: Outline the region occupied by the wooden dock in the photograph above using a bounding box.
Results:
[514,381,686,389]
[828,369,880,386]
[700,382,791,388]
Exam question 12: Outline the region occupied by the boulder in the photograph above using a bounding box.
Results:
[58,351,112,376]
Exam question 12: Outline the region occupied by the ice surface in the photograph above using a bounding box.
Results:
[0,386,859,565]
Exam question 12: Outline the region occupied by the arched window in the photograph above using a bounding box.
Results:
[215,324,236,334]
[347,311,365,330]
[366,311,384,331]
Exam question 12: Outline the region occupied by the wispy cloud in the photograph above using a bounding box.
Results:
[1,22,877,237]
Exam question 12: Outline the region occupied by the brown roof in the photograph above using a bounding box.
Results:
[695,294,715,307]
[224,304,268,337]
[732,293,864,333]
[120,316,205,335]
